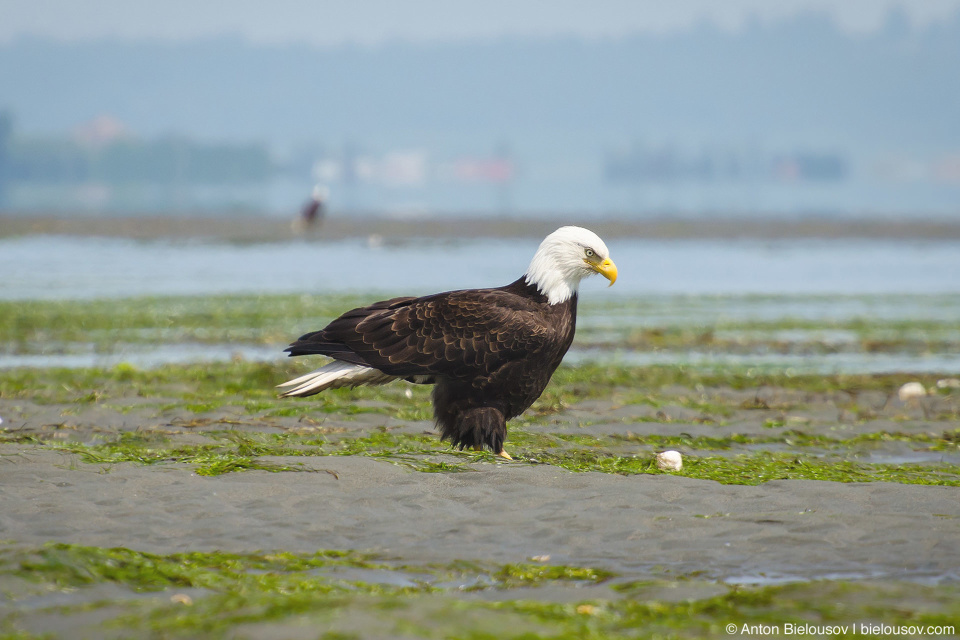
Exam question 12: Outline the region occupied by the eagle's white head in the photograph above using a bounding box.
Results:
[524,226,617,304]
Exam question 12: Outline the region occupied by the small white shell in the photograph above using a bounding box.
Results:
[898,382,926,402]
[656,450,683,471]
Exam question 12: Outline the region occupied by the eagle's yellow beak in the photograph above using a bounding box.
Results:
[593,257,617,286]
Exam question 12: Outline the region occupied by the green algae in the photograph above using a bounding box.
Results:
[549,363,946,396]
[0,544,614,637]
[45,430,482,476]
[0,360,437,417]
[518,449,960,486]
[2,543,958,639]
[8,544,380,593]
[3,355,958,484]
[4,293,960,360]
[25,427,960,486]
[1,359,950,410]
[0,294,359,351]
[605,428,960,451]
[48,431,314,476]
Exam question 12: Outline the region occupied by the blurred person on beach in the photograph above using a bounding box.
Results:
[293,184,328,232]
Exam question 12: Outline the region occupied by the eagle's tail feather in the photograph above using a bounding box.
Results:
[277,360,396,397]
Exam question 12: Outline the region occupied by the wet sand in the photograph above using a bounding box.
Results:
[2,388,959,586]
[2,449,958,585]
[2,374,960,637]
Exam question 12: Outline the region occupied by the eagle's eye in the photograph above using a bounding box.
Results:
[585,248,595,258]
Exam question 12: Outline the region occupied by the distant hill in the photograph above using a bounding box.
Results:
[1,10,959,153]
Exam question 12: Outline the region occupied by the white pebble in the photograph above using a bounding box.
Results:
[656,450,683,471]
[170,593,193,606]
[936,378,960,389]
[404,388,414,399]
[898,382,926,402]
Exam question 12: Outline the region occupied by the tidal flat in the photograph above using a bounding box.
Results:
[4,291,960,372]
[1,293,959,638]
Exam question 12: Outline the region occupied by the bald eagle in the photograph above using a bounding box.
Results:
[278,226,617,458]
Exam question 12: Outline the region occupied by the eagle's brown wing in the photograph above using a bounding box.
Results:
[285,288,557,380]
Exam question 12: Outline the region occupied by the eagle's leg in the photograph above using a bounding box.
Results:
[444,407,507,457]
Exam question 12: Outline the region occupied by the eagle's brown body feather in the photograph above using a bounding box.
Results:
[284,277,577,453]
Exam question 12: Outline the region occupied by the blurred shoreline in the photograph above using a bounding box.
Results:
[3,213,960,242]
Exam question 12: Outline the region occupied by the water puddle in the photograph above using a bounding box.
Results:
[4,342,959,375]
[0,343,282,369]
[319,566,434,589]
[724,568,959,586]
[858,450,960,465]
[567,348,960,374]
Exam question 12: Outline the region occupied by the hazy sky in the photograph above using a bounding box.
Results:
[1,0,959,44]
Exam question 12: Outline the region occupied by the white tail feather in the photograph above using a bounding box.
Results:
[277,360,396,397]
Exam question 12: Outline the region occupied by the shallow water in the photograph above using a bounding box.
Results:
[3,235,960,300]
[3,234,959,374]
[568,348,960,375]
[4,341,958,374]
[585,293,960,325]
[0,343,282,370]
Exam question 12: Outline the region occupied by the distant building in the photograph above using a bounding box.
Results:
[773,153,847,182]
[71,115,132,147]
[604,143,848,184]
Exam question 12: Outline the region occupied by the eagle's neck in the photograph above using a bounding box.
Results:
[504,279,579,332]
[523,254,582,305]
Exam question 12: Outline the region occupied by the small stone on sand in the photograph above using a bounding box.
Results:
[656,450,683,471]
[898,382,926,402]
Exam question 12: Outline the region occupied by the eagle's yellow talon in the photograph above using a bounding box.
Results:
[498,450,513,460]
